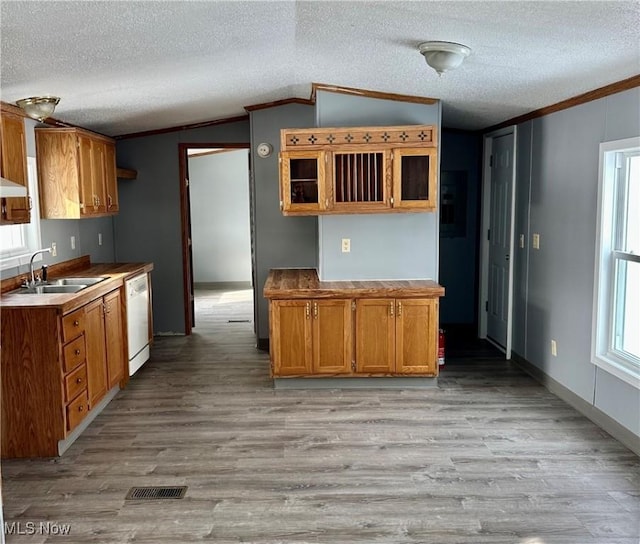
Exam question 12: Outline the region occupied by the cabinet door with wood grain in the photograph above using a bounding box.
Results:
[312,299,352,374]
[104,289,125,388]
[84,298,108,407]
[103,141,118,213]
[270,299,312,376]
[0,111,30,224]
[355,298,395,374]
[395,298,438,374]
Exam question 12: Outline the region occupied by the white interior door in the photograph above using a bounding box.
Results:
[487,133,515,348]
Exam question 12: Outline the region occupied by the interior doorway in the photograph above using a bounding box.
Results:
[479,126,517,357]
[178,143,253,334]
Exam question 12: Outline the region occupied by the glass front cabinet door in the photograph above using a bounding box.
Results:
[392,148,438,211]
[280,151,326,214]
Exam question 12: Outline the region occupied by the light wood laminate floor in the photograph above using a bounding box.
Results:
[2,289,639,543]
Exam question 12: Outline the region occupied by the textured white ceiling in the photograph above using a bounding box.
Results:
[1,1,638,136]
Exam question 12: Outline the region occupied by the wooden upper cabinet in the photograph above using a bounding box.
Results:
[103,141,118,213]
[0,110,31,224]
[280,150,326,214]
[279,125,437,215]
[36,127,118,219]
[392,148,438,211]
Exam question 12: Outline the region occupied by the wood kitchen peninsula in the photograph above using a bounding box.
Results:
[264,269,444,380]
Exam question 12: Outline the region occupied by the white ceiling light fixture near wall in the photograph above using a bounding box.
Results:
[16,96,60,121]
[418,41,471,76]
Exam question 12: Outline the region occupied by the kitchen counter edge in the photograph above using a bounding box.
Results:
[263,268,444,299]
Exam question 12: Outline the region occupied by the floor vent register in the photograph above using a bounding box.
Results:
[125,486,188,500]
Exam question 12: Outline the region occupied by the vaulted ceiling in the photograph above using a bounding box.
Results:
[1,1,638,136]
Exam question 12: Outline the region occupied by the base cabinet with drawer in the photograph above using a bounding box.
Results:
[1,287,126,458]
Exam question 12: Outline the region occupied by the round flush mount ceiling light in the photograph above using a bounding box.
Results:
[418,41,471,76]
[16,96,60,121]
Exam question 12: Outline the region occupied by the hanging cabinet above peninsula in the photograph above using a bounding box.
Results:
[279,125,437,215]
[35,127,119,219]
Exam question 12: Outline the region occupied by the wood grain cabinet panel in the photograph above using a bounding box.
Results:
[270,299,353,377]
[270,300,313,376]
[35,127,118,219]
[312,299,352,374]
[279,125,437,216]
[64,364,88,403]
[395,298,438,374]
[104,289,125,388]
[0,109,31,224]
[355,298,396,373]
[84,298,109,408]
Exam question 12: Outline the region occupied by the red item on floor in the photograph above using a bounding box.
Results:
[438,328,445,368]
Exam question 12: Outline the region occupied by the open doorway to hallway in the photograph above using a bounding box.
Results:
[182,145,254,333]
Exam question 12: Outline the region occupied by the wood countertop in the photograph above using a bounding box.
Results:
[263,268,444,299]
[0,258,153,313]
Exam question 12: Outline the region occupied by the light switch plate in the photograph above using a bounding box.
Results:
[532,233,540,250]
[519,234,525,248]
[341,238,351,253]
[70,235,76,250]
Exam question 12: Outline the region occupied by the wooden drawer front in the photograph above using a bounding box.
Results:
[63,335,86,373]
[64,364,88,403]
[66,390,89,432]
[62,308,85,342]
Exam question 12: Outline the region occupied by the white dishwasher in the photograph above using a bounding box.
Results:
[126,273,150,376]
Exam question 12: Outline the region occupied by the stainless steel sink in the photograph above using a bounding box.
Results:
[49,277,107,286]
[13,284,86,294]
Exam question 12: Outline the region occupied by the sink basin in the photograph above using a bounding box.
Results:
[13,284,86,295]
[49,277,107,286]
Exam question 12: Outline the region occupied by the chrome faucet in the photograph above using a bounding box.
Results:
[27,247,52,287]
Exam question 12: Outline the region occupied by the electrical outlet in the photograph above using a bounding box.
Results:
[98,233,103,246]
[532,233,540,250]
[51,242,57,257]
[341,238,351,253]
[519,234,525,248]
[551,339,557,357]
[70,236,76,250]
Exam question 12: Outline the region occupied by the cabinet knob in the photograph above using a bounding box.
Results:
[313,302,318,318]
[78,405,84,412]
[107,195,113,208]
[73,320,79,327]
[75,349,81,355]
[305,302,310,319]
[397,301,402,317]
[390,301,394,317]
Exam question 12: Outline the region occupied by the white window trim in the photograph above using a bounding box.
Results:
[0,156,43,272]
[591,136,640,389]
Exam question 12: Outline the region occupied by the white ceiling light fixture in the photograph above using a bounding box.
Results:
[16,96,60,121]
[418,41,471,76]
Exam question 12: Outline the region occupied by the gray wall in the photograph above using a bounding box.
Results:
[115,120,250,334]
[511,87,640,436]
[189,150,251,283]
[1,118,116,279]
[315,91,441,281]
[250,103,317,340]
[439,129,481,324]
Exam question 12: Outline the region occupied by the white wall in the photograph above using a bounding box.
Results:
[188,149,251,283]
